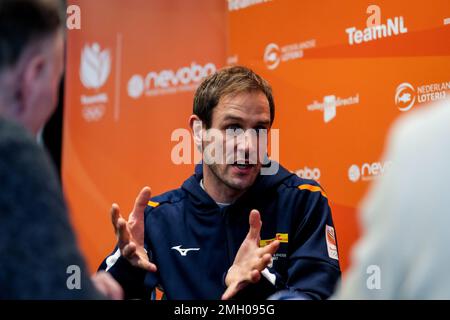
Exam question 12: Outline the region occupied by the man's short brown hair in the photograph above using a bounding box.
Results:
[193,66,275,128]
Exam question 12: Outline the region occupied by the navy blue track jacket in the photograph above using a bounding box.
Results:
[99,163,341,300]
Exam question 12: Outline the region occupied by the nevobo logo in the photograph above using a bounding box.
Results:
[127,62,216,99]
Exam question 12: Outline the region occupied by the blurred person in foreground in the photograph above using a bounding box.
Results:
[0,0,121,299]
[333,98,450,299]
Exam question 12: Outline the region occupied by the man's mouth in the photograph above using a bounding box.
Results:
[231,162,256,172]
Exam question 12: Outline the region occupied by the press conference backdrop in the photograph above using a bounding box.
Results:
[63,0,450,274]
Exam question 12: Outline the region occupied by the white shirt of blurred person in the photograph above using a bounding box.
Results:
[334,98,450,299]
[0,0,121,299]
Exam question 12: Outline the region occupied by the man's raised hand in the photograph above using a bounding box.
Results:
[111,186,157,272]
[222,209,280,300]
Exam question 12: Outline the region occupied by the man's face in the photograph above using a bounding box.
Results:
[203,90,271,192]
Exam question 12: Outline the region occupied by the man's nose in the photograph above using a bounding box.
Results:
[236,130,258,163]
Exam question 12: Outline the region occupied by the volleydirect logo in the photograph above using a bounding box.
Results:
[228,0,272,12]
[127,62,216,99]
[263,39,315,70]
[395,81,449,112]
[348,161,392,183]
[307,94,359,123]
[80,43,111,122]
[295,166,321,181]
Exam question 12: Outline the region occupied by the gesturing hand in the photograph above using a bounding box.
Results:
[110,186,157,272]
[222,209,280,300]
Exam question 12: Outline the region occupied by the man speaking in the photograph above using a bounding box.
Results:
[100,66,341,300]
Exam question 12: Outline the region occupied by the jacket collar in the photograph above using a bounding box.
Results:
[181,162,294,210]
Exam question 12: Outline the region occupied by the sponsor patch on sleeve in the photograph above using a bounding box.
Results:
[325,225,339,260]
[260,233,288,247]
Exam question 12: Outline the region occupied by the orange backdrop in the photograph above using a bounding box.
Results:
[63,0,227,272]
[63,0,450,275]
[226,0,450,271]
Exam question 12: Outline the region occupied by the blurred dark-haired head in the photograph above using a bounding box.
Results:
[0,0,65,135]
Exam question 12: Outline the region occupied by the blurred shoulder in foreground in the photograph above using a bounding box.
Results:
[334,98,450,299]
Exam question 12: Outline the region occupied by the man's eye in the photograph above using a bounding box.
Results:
[226,124,241,130]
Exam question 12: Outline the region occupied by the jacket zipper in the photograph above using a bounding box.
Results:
[222,207,234,266]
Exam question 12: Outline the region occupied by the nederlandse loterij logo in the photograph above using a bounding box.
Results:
[395,82,416,112]
[263,40,315,71]
[264,43,280,70]
[307,94,359,123]
[395,81,449,112]
[80,43,111,90]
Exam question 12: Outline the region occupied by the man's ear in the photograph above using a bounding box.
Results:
[18,53,46,115]
[189,115,203,151]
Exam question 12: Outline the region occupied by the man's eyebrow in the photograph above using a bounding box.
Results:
[255,119,271,127]
[222,115,245,123]
[221,115,271,127]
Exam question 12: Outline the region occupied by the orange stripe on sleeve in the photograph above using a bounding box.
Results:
[298,184,327,198]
